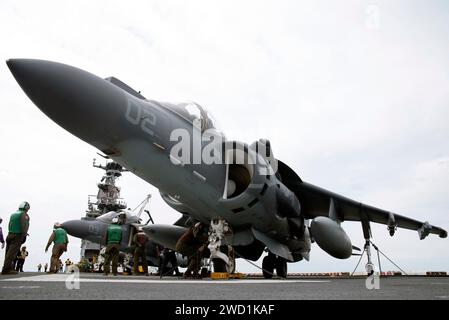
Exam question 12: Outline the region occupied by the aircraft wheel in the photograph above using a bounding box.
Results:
[200,267,209,278]
[262,256,275,279]
[275,257,287,278]
[213,258,227,272]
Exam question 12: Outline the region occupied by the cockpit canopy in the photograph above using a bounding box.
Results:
[157,100,224,135]
[97,210,141,224]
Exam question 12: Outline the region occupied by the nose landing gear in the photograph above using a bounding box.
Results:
[208,219,235,273]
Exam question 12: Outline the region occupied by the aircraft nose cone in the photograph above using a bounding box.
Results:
[6,58,126,147]
[61,219,107,245]
[61,220,91,239]
[6,59,15,71]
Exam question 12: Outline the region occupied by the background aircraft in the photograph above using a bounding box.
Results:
[62,209,188,272]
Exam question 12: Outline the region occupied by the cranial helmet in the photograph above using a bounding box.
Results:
[18,201,30,211]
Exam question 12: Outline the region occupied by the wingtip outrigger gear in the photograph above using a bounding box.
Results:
[352,213,409,277]
[360,217,375,276]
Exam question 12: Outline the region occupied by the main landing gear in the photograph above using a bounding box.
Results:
[262,253,287,279]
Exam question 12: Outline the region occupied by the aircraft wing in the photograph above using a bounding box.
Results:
[277,160,447,239]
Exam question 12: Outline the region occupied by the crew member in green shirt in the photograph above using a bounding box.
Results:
[45,222,69,273]
[1,202,30,275]
[104,217,122,276]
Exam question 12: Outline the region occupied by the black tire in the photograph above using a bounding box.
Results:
[275,257,287,278]
[262,256,274,279]
[200,267,209,278]
[213,258,227,273]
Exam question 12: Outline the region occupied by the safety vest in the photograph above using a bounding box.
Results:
[8,210,24,234]
[54,228,68,244]
[107,224,122,244]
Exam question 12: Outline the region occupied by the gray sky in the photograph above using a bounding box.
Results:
[0,0,448,273]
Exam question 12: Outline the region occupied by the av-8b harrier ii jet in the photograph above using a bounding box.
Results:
[7,59,447,278]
